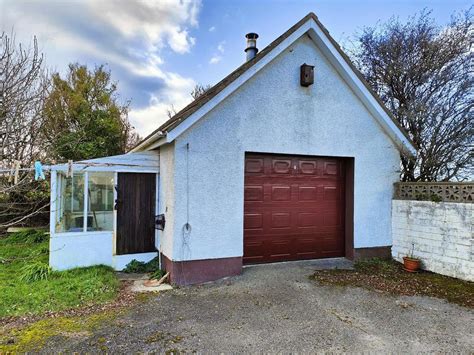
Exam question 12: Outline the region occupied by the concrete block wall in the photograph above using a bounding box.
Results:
[392,200,473,282]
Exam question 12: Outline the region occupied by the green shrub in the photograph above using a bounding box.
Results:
[20,261,52,282]
[123,257,162,274]
[150,269,165,280]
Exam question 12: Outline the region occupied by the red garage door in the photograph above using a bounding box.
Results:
[244,153,345,264]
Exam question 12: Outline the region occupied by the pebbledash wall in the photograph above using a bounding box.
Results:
[392,200,473,282]
[164,35,401,265]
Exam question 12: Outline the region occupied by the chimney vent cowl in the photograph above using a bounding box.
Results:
[245,33,259,61]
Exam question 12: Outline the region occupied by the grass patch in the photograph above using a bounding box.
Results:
[0,230,119,319]
[311,258,474,308]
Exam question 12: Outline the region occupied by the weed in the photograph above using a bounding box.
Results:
[19,261,51,282]
[122,257,163,276]
[7,229,48,244]
[150,269,165,280]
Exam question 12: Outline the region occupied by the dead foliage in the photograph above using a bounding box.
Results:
[311,258,474,308]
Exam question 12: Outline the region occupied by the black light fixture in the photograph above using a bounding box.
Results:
[300,63,314,87]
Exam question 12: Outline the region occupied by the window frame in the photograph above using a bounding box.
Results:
[54,171,115,234]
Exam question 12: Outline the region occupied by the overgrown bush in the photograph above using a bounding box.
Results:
[123,257,162,274]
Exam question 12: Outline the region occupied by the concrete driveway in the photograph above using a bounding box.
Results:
[45,259,473,353]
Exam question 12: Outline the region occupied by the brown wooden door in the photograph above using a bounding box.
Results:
[116,173,156,255]
[244,153,345,264]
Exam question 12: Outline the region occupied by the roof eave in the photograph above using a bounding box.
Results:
[131,131,167,152]
[132,12,416,158]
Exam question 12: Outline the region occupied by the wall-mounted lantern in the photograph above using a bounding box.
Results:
[300,63,314,87]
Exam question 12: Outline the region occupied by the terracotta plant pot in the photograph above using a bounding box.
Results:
[403,256,421,272]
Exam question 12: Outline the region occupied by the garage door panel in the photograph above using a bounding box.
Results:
[269,239,292,258]
[245,158,265,174]
[323,186,341,201]
[298,186,318,201]
[271,186,291,201]
[272,159,292,174]
[296,212,320,228]
[243,238,266,262]
[298,160,318,175]
[323,161,340,176]
[271,212,291,229]
[244,153,345,264]
[245,186,264,201]
[323,210,342,226]
[244,213,263,230]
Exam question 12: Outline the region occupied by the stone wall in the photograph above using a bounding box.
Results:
[392,199,473,281]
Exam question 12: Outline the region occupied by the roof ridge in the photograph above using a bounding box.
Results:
[133,12,415,153]
[135,13,318,148]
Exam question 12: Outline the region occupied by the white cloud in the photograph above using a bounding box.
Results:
[217,41,226,53]
[209,55,222,64]
[209,26,216,32]
[91,0,201,54]
[130,72,196,133]
[0,0,202,136]
[209,41,225,64]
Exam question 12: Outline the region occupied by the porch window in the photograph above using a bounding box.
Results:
[87,172,114,231]
[55,172,114,233]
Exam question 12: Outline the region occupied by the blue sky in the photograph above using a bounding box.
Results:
[1,0,471,136]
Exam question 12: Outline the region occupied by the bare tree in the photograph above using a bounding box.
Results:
[351,10,473,181]
[190,83,211,100]
[1,32,49,166]
[0,32,50,229]
[166,104,177,119]
[165,84,212,120]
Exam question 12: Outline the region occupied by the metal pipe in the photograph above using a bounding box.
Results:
[245,33,259,61]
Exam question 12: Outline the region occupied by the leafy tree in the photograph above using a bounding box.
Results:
[42,63,139,161]
[352,10,473,181]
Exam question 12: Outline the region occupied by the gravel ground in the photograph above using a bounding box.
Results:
[43,259,474,353]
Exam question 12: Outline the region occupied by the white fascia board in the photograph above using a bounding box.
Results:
[150,17,416,157]
[307,21,416,156]
[143,136,170,150]
[131,131,165,152]
[165,21,312,143]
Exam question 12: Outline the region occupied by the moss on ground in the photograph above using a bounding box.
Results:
[0,311,120,352]
[311,258,474,308]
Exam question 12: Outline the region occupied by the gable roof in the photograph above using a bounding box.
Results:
[132,13,416,157]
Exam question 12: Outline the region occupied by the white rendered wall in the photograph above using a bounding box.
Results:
[49,232,158,271]
[49,232,113,270]
[392,200,473,282]
[158,144,176,258]
[168,35,400,261]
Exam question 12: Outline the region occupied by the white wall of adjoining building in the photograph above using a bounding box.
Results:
[392,200,473,282]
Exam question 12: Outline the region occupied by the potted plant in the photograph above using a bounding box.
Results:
[403,243,421,272]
